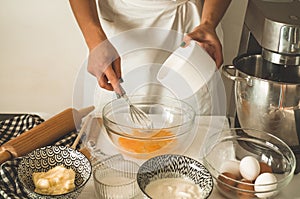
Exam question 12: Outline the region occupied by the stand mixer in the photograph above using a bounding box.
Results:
[238,0,300,64]
[228,0,300,172]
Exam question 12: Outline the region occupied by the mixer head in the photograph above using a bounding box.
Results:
[243,0,300,65]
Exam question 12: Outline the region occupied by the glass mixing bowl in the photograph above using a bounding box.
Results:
[201,128,296,199]
[102,95,196,159]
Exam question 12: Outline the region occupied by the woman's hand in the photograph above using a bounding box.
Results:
[183,0,231,69]
[183,24,223,68]
[87,40,122,94]
[69,0,123,93]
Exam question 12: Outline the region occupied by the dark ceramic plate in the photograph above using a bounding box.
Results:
[137,154,213,198]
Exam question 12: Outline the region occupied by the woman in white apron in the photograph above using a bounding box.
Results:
[69,0,231,115]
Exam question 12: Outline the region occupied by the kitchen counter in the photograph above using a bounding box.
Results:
[78,116,300,199]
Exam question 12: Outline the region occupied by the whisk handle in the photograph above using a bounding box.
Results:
[115,83,126,99]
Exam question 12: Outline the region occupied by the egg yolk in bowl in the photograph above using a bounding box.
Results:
[118,129,176,154]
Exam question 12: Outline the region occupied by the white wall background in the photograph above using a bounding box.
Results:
[0,0,247,115]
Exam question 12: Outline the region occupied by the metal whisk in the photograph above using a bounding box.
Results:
[116,84,153,129]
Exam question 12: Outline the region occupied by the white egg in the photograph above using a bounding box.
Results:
[220,160,241,178]
[255,173,277,198]
[239,156,260,181]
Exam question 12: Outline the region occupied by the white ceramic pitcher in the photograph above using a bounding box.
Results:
[157,40,216,99]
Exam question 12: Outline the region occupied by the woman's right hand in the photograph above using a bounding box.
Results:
[87,40,122,94]
[69,0,122,92]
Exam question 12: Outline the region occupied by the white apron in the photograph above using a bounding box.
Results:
[80,0,226,116]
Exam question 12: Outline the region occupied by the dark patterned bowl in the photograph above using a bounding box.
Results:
[17,145,92,199]
[137,154,213,199]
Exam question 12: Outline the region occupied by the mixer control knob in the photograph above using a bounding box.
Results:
[291,43,300,53]
[279,26,300,54]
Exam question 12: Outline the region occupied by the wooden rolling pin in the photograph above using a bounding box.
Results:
[0,106,94,164]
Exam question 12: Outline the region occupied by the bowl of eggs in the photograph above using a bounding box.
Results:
[201,128,296,199]
[17,145,92,199]
[102,95,196,159]
[137,154,214,199]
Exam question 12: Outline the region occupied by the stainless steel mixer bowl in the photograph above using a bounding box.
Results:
[222,54,300,147]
